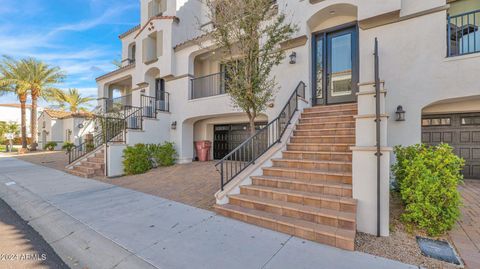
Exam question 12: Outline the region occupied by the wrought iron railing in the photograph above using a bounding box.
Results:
[215,81,306,190]
[156,91,170,112]
[141,95,158,118]
[68,106,143,164]
[190,72,226,99]
[447,9,480,57]
[105,94,133,112]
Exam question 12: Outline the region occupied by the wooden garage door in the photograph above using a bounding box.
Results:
[422,113,480,179]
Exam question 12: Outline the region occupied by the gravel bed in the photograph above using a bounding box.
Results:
[355,192,460,269]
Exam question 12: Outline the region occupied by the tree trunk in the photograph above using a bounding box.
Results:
[247,111,256,136]
[30,95,38,151]
[19,95,28,149]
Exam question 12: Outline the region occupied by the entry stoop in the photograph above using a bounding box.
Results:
[215,103,357,251]
[66,147,105,178]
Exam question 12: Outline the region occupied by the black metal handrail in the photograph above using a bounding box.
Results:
[190,72,226,99]
[215,81,306,190]
[447,9,480,57]
[68,106,143,164]
[105,94,133,112]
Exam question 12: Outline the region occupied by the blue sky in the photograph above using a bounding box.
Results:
[0,0,188,107]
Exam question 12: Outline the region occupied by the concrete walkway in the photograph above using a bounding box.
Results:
[0,156,417,269]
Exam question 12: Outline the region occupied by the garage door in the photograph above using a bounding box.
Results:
[422,113,480,179]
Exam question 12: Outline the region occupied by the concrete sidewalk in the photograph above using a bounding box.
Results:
[0,156,417,269]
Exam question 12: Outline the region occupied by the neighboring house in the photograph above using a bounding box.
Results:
[37,109,93,150]
[69,0,480,250]
[0,103,41,139]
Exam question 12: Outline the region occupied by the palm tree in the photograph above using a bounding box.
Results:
[0,57,31,150]
[51,88,94,112]
[20,58,65,150]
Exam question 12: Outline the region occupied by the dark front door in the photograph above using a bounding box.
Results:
[422,113,480,179]
[313,25,358,105]
[155,78,167,110]
[213,123,267,160]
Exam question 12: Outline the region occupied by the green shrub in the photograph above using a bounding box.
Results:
[123,144,152,175]
[62,142,76,153]
[44,141,58,151]
[392,143,464,236]
[149,142,177,167]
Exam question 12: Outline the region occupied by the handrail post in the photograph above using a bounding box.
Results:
[447,14,451,57]
[220,164,224,191]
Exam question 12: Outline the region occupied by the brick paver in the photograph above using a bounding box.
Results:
[450,180,480,269]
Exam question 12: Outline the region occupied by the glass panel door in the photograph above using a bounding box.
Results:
[313,26,358,105]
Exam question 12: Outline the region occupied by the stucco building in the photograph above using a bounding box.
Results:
[68,0,480,250]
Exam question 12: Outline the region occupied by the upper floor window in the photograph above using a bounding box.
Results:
[148,0,167,18]
[447,0,480,57]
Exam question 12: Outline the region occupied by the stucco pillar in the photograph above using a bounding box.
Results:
[177,120,194,164]
[352,82,391,236]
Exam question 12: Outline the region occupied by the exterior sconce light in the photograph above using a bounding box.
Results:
[171,121,177,130]
[289,52,297,64]
[77,123,84,129]
[395,105,406,121]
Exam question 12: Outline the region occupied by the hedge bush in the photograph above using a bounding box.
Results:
[148,142,177,166]
[62,142,75,153]
[44,141,58,151]
[123,144,152,175]
[123,142,177,175]
[392,143,464,236]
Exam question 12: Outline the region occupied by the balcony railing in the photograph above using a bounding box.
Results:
[190,72,226,100]
[448,9,480,57]
[105,94,133,113]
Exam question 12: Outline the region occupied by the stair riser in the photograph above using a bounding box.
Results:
[94,153,104,158]
[304,104,357,113]
[82,162,104,169]
[229,197,355,230]
[262,169,352,184]
[291,137,355,144]
[294,129,355,136]
[240,187,356,213]
[252,178,352,197]
[282,152,352,162]
[301,110,357,118]
[87,157,104,163]
[287,144,351,152]
[74,166,96,174]
[296,122,355,130]
[272,160,351,173]
[300,116,354,124]
[214,206,353,250]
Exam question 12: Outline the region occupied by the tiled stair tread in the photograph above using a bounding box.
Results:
[297,121,356,125]
[304,104,357,111]
[264,166,352,176]
[229,194,356,223]
[241,185,356,205]
[292,135,355,138]
[282,150,352,155]
[287,143,354,146]
[294,128,356,132]
[302,109,357,114]
[252,176,352,189]
[272,158,352,166]
[300,114,355,119]
[216,203,355,240]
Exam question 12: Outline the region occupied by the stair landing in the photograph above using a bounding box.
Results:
[215,103,357,250]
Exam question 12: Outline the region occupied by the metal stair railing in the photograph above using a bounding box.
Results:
[215,81,306,190]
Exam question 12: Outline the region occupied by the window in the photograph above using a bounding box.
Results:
[148,0,167,18]
[422,118,451,126]
[461,116,480,125]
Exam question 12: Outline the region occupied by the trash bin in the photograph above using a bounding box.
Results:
[195,141,212,162]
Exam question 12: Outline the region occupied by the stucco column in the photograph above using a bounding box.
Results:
[352,81,391,236]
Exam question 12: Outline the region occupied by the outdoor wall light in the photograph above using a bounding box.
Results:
[289,51,297,64]
[77,123,84,129]
[395,105,406,121]
[171,121,177,130]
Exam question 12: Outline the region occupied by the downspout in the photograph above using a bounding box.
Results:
[374,38,382,237]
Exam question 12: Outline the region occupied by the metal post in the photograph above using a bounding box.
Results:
[374,38,382,237]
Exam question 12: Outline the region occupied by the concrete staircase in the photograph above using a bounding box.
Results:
[215,103,357,250]
[67,149,105,178]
